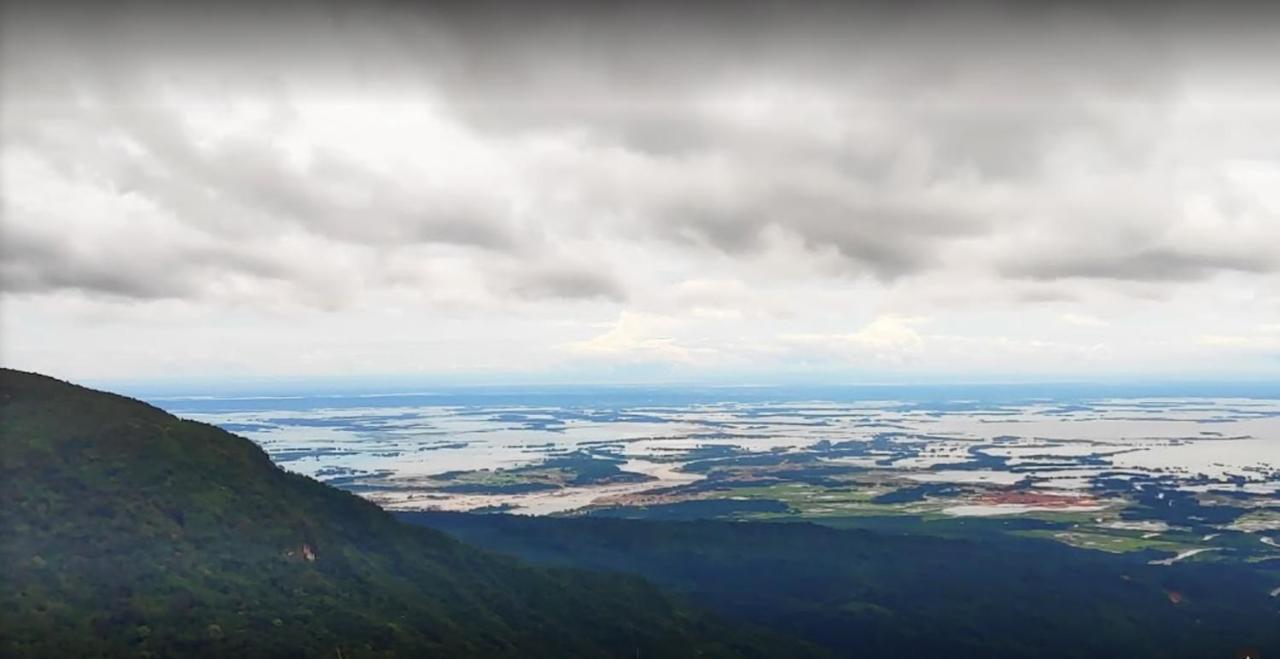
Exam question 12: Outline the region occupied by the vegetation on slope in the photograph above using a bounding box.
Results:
[0,369,805,658]
[405,511,1280,659]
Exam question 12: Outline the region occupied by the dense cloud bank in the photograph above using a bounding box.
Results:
[2,0,1279,378]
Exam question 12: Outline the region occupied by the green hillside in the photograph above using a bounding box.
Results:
[0,369,806,658]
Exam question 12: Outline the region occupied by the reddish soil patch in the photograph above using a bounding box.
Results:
[975,491,1099,508]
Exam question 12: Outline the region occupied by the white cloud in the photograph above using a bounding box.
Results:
[1060,313,1109,328]
[564,311,712,365]
[2,2,1280,381]
[783,315,928,364]
[1199,325,1280,351]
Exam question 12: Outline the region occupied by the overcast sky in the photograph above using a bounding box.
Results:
[3,0,1280,384]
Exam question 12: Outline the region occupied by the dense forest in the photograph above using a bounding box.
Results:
[406,498,1280,657]
[0,369,807,658]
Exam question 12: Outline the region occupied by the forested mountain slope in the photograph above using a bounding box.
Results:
[0,369,806,658]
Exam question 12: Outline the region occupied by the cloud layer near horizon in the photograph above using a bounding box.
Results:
[3,1,1279,381]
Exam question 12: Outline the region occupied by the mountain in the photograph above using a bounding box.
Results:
[0,369,809,658]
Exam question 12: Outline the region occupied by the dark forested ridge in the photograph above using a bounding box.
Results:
[402,510,1280,659]
[0,369,808,658]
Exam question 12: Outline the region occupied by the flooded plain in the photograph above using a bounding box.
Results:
[157,392,1280,517]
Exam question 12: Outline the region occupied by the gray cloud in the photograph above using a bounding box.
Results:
[4,0,1280,307]
[504,266,628,303]
[1006,247,1278,283]
[0,214,289,301]
[651,192,993,280]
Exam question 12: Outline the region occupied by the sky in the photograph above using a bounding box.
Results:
[2,0,1280,385]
